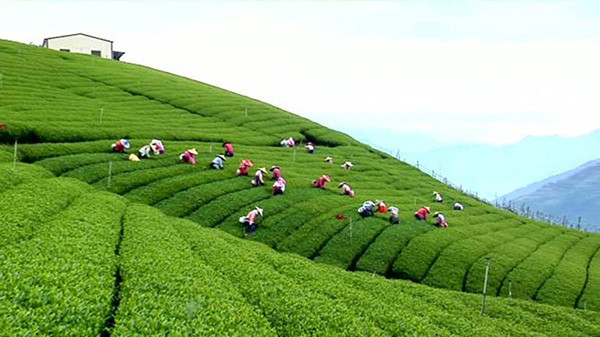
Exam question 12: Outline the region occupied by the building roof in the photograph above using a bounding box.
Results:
[43,33,113,44]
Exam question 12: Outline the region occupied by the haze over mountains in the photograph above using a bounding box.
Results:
[395,129,600,200]
[499,158,600,232]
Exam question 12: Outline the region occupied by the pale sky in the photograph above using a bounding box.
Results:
[3,1,600,147]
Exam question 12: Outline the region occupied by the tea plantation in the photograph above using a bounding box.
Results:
[1,39,600,335]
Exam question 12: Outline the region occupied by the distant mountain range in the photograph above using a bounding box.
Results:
[402,129,600,200]
[498,158,600,232]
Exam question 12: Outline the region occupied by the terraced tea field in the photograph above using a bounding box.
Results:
[1,39,600,335]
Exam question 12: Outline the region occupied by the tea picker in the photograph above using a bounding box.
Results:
[414,206,431,221]
[433,211,448,228]
[239,206,264,235]
[341,161,354,170]
[210,154,226,169]
[223,142,234,157]
[305,142,315,154]
[270,165,282,180]
[388,206,400,224]
[150,139,166,154]
[179,148,198,165]
[339,181,355,197]
[111,139,130,153]
[237,159,253,176]
[251,167,268,186]
[273,177,287,195]
[358,200,376,218]
[313,175,331,189]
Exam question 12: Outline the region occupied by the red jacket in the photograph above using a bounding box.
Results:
[415,208,430,218]
[224,143,234,153]
[113,142,124,152]
[181,151,196,164]
[314,177,329,189]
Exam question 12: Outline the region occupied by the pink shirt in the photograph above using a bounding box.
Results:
[342,184,355,196]
[274,177,286,190]
[247,209,260,224]
[182,151,196,164]
[255,170,265,183]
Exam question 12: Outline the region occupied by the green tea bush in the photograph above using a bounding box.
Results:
[0,191,126,336]
[156,177,250,217]
[355,222,433,275]
[115,204,276,336]
[276,204,359,256]
[0,162,53,191]
[125,169,231,205]
[4,39,600,314]
[315,217,389,269]
[423,222,537,291]
[578,248,600,311]
[501,232,586,300]
[0,177,92,247]
[465,227,564,296]
[537,236,600,307]
[186,187,272,227]
[393,219,516,282]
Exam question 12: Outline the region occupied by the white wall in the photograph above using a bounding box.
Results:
[46,35,112,58]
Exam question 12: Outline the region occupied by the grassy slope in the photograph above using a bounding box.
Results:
[1,39,600,314]
[1,163,599,336]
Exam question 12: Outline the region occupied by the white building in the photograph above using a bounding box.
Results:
[42,33,125,60]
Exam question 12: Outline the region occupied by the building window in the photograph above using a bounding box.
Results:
[91,50,101,57]
[59,49,70,52]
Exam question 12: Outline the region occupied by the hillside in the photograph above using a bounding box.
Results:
[2,161,600,336]
[2,39,600,334]
[500,158,600,232]
[404,130,600,200]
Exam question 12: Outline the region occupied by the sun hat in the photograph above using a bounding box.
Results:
[259,167,267,174]
[255,206,264,216]
[218,154,226,160]
[189,148,198,155]
[424,206,431,212]
[338,181,347,187]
